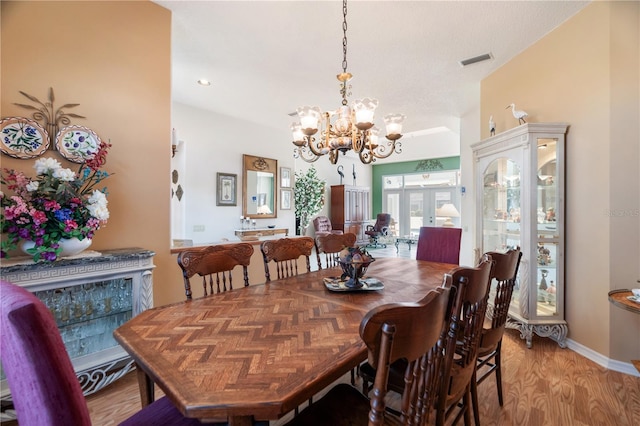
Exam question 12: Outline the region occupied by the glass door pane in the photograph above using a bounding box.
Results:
[407,191,425,237]
[536,138,559,318]
[385,192,400,236]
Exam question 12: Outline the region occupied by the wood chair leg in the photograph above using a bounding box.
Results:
[495,343,504,406]
[464,387,475,426]
[471,371,481,426]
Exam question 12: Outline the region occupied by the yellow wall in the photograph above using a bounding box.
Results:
[1,1,185,306]
[481,1,639,361]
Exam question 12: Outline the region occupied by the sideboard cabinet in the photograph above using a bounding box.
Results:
[330,185,370,243]
[472,123,568,348]
[0,248,155,406]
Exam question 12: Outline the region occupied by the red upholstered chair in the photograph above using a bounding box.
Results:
[312,215,343,237]
[0,280,205,426]
[416,226,462,264]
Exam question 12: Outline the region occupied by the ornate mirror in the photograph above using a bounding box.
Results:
[243,154,277,219]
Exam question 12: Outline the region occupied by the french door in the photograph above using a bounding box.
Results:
[384,187,458,237]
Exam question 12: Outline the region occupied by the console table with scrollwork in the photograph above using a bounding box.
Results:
[0,248,155,408]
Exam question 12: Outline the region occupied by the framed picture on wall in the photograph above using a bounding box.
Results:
[280,167,292,188]
[216,173,237,206]
[280,189,292,210]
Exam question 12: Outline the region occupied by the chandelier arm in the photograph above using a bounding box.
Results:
[295,146,321,163]
[352,127,364,153]
[370,140,399,160]
[359,149,374,164]
[305,136,326,157]
[329,150,339,164]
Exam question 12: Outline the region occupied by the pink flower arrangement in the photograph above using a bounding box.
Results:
[1,141,111,262]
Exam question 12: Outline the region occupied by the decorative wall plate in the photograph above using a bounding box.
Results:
[0,117,50,159]
[55,125,101,163]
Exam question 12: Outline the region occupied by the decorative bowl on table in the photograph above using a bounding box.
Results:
[338,246,375,289]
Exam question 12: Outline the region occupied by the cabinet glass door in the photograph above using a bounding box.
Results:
[482,157,521,252]
[482,157,525,317]
[536,138,560,318]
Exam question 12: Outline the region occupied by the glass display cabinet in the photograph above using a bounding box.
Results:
[0,248,155,417]
[472,123,568,348]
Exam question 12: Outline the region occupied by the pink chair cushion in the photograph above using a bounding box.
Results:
[0,280,92,426]
[415,227,462,264]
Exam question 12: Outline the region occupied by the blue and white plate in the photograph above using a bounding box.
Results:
[0,117,49,159]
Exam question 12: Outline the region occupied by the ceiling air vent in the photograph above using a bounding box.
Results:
[459,53,493,67]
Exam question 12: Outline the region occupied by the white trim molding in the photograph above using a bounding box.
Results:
[566,339,640,377]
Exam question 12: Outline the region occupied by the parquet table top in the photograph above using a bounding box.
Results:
[114,258,455,425]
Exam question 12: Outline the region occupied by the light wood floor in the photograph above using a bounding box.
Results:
[80,329,640,426]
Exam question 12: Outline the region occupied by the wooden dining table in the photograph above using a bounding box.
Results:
[113,257,456,425]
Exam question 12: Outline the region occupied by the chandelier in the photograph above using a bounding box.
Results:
[291,0,406,165]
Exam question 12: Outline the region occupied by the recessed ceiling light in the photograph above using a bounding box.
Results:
[197,79,211,86]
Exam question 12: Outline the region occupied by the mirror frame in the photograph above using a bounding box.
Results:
[242,154,278,219]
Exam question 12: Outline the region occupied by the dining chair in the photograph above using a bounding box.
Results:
[177,243,254,299]
[314,232,357,269]
[358,257,494,426]
[0,280,203,426]
[285,285,455,426]
[415,226,462,264]
[260,237,314,281]
[471,247,522,426]
[435,257,493,426]
[365,213,392,248]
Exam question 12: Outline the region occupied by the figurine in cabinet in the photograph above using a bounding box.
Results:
[538,244,551,265]
[545,207,556,222]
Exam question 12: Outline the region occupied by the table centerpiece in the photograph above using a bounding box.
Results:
[1,141,111,262]
[337,246,375,289]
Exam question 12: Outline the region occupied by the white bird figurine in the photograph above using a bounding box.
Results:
[489,115,496,136]
[506,103,528,125]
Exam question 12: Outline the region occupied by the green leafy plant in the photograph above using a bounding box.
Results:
[293,167,325,235]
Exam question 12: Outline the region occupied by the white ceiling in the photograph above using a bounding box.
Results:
[155,0,589,135]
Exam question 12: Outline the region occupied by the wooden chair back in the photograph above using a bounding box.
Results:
[360,286,453,425]
[260,237,314,281]
[436,256,494,425]
[314,232,357,269]
[482,247,522,346]
[416,226,462,264]
[177,243,254,299]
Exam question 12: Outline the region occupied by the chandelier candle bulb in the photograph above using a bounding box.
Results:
[290,123,305,145]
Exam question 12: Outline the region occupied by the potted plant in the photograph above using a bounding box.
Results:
[293,167,325,235]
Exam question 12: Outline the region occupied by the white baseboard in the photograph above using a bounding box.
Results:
[566,338,640,377]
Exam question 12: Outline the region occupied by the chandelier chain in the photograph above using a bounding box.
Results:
[342,0,348,75]
[291,0,404,165]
